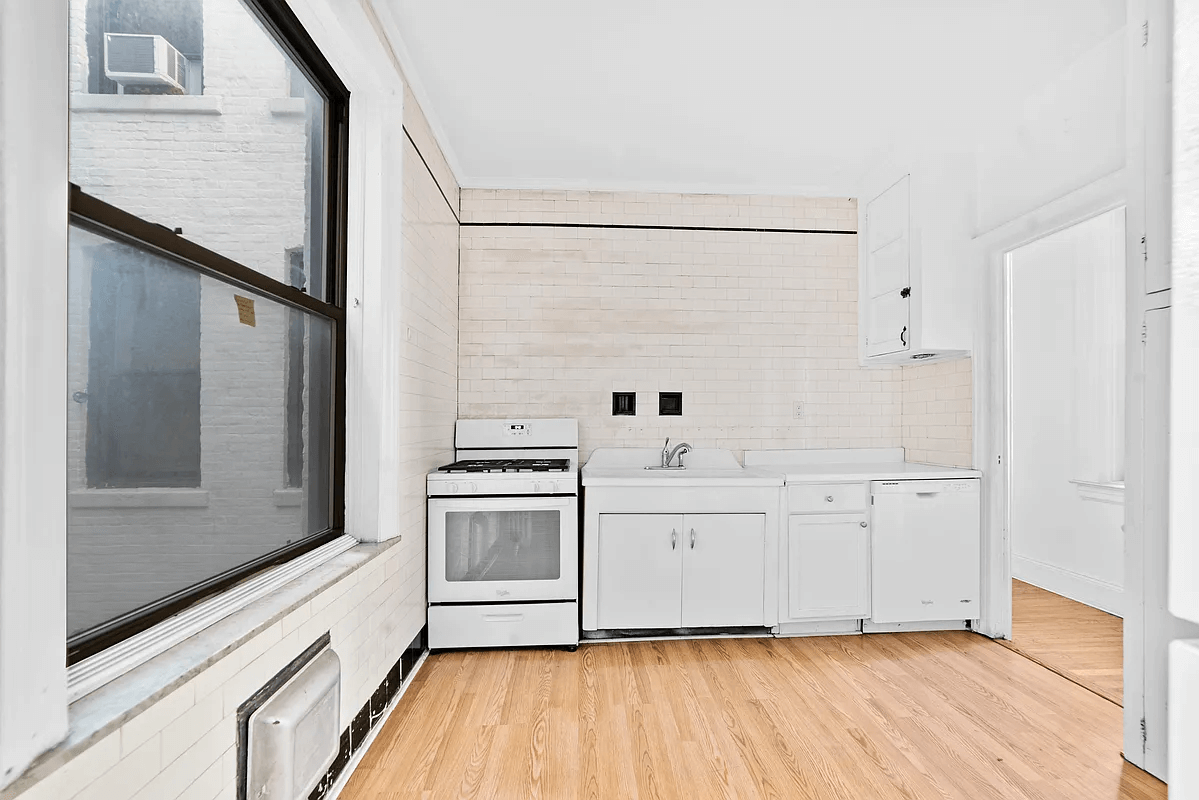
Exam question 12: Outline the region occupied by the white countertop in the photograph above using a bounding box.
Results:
[743,448,981,483]
[756,461,981,483]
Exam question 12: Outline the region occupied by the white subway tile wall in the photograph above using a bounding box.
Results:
[394,127,459,576]
[458,190,902,459]
[403,84,459,214]
[901,358,973,468]
[7,542,424,800]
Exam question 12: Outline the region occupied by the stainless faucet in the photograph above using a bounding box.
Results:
[661,437,692,468]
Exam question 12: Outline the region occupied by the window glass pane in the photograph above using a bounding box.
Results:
[69,0,329,300]
[444,510,562,583]
[68,225,332,639]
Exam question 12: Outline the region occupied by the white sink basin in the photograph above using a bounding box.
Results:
[582,448,782,487]
[585,447,741,470]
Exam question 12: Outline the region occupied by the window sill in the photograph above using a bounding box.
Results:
[69,488,210,508]
[273,488,303,507]
[269,97,307,117]
[1,535,389,800]
[70,94,223,116]
[1069,479,1125,505]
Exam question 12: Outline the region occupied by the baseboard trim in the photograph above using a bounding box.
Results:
[775,619,862,637]
[1012,556,1123,617]
[862,620,969,633]
[309,625,428,800]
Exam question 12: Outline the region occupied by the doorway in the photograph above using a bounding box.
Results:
[1002,207,1126,704]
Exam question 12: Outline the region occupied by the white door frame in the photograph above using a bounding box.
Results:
[973,169,1127,642]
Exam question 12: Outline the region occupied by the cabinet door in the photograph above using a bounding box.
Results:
[680,514,765,627]
[597,514,682,629]
[787,514,870,620]
[865,176,911,358]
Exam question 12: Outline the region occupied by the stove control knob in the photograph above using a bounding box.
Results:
[470,482,478,493]
[549,481,558,493]
[533,481,542,493]
[448,483,459,494]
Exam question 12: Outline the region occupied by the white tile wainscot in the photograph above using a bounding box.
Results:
[744,448,982,637]
[581,448,784,635]
[0,537,426,800]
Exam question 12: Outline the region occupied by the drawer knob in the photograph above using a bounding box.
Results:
[860,521,868,528]
[825,495,834,502]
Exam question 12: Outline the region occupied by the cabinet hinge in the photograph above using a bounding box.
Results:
[1142,323,1148,343]
[1143,20,1149,46]
[997,454,1002,465]
[1141,716,1148,745]
[1142,235,1148,263]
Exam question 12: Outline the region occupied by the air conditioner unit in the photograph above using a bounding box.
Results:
[104,33,189,92]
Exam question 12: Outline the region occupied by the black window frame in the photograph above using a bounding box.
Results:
[66,0,349,666]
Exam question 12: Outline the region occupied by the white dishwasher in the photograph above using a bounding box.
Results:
[869,479,980,624]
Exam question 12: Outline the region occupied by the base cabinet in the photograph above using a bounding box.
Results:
[596,513,765,629]
[596,514,683,629]
[787,513,870,619]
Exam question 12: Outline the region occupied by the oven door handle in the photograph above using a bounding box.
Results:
[427,496,576,513]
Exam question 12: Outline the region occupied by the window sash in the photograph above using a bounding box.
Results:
[66,0,349,667]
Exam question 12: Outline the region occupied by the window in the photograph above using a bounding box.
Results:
[86,0,205,95]
[83,241,201,488]
[66,0,348,664]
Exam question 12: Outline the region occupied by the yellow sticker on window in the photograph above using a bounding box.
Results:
[234,294,256,327]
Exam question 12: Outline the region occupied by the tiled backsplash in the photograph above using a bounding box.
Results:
[458,190,904,460]
[901,358,973,468]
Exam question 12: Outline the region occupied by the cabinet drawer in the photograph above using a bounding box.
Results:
[787,483,867,513]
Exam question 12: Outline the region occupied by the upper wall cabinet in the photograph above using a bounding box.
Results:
[859,159,974,365]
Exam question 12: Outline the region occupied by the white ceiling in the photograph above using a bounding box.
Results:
[376,1,1126,195]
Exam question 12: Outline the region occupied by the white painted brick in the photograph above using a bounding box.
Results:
[9,732,121,800]
[120,683,195,757]
[160,692,225,766]
[73,735,161,800]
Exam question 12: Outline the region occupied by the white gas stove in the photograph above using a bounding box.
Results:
[426,419,579,650]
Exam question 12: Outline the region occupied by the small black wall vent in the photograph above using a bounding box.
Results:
[658,392,682,416]
[612,392,636,416]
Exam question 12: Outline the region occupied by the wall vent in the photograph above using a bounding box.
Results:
[239,634,340,800]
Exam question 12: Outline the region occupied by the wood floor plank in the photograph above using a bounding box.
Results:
[341,633,1164,800]
[1002,580,1124,704]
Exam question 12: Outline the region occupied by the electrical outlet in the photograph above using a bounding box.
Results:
[793,401,805,419]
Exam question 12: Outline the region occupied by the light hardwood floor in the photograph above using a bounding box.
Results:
[1001,579,1124,705]
[341,632,1163,800]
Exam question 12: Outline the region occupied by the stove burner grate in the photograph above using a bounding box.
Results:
[437,458,570,473]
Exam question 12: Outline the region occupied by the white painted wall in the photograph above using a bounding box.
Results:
[975,28,1127,235]
[0,0,70,788]
[1009,209,1126,616]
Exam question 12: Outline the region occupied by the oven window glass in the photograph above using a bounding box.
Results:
[444,510,562,582]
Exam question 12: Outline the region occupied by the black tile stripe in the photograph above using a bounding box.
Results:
[307,626,428,800]
[461,221,857,235]
[403,126,460,224]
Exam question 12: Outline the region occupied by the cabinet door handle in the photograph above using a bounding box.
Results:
[825,495,835,503]
[690,528,696,549]
[860,521,868,528]
[900,326,907,347]
[671,529,677,550]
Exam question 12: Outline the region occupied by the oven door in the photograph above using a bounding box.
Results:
[428,495,578,603]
